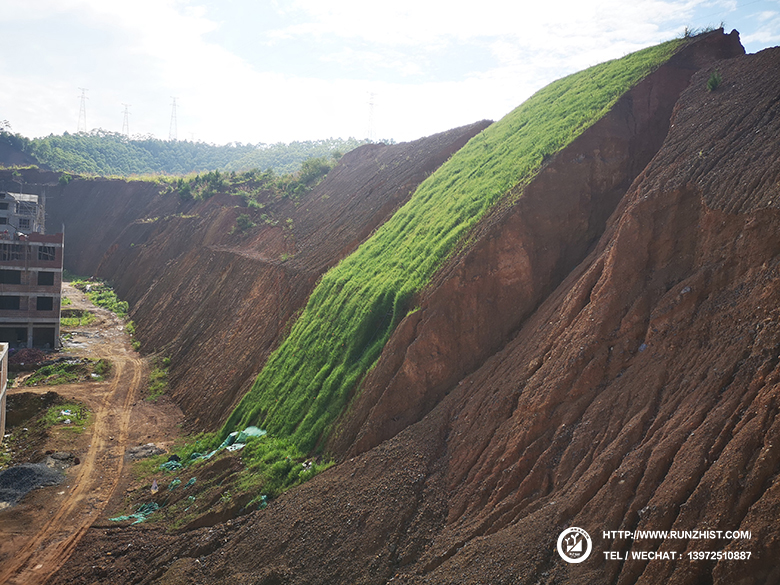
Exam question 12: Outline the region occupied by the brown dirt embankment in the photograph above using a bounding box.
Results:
[42,122,490,429]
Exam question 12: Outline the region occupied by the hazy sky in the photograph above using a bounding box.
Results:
[2,0,778,145]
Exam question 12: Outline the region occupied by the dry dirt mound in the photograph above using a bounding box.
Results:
[46,35,780,585]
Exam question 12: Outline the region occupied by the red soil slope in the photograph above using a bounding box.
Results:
[330,29,745,457]
[41,122,490,429]
[47,32,780,585]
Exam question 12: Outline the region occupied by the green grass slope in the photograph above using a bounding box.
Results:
[224,38,686,452]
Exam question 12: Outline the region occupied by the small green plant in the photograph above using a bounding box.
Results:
[230,213,256,234]
[707,71,722,91]
[147,357,169,401]
[94,358,112,378]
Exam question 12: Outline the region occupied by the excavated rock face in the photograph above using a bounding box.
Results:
[49,34,780,585]
[43,122,490,429]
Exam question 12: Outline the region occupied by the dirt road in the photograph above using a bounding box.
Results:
[0,283,182,585]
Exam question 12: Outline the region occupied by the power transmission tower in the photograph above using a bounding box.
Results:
[121,103,131,137]
[169,97,178,141]
[77,88,88,133]
[367,92,376,142]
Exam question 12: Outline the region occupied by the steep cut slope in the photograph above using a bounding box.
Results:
[51,42,780,585]
[225,34,727,452]
[331,29,744,457]
[43,122,489,428]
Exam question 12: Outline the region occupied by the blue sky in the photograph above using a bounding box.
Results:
[1,0,778,145]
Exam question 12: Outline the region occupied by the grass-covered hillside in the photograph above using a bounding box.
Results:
[224,38,686,451]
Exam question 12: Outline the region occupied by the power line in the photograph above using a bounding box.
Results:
[169,97,178,141]
[121,103,131,137]
[77,88,88,133]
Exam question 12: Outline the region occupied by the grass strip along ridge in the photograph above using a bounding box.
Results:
[224,38,686,452]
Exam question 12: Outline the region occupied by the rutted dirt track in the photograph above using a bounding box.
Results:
[0,286,181,585]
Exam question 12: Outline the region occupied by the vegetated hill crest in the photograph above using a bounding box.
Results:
[1,130,374,176]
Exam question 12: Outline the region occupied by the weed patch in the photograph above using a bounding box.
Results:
[147,357,170,401]
[42,402,90,429]
[707,71,722,91]
[60,309,95,328]
[25,358,112,386]
[71,279,129,318]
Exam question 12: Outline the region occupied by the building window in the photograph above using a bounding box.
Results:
[18,218,31,230]
[0,269,22,284]
[38,271,55,286]
[0,202,8,210]
[38,246,56,261]
[0,296,21,310]
[0,244,23,262]
[0,217,6,225]
[36,296,53,311]
[16,202,36,216]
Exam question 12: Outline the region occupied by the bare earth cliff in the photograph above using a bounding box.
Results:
[25,30,780,585]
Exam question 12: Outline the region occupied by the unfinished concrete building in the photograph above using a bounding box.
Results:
[0,191,63,349]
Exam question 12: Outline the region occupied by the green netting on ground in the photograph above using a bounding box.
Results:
[109,502,159,525]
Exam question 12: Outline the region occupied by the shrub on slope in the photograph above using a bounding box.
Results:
[224,38,685,452]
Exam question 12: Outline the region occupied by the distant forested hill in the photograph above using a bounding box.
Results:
[8,130,372,176]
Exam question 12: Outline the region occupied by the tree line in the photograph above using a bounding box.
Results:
[0,127,376,177]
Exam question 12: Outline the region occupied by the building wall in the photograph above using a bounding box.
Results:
[0,234,63,349]
[0,191,44,235]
